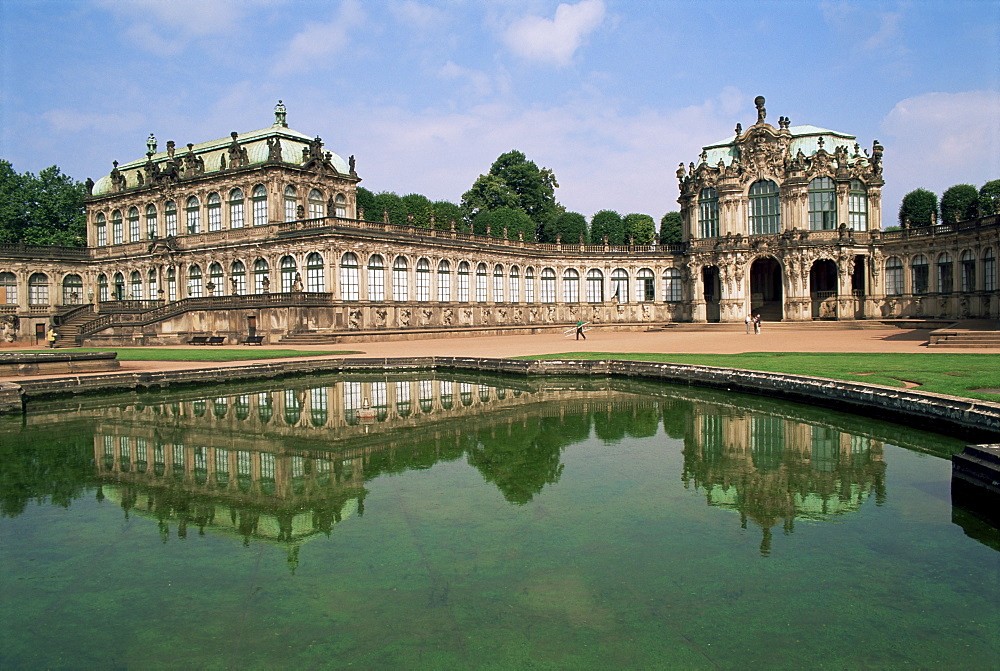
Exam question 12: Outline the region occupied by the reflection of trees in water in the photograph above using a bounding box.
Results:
[0,422,96,517]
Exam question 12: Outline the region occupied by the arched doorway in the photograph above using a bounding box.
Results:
[702,266,721,322]
[810,259,838,319]
[750,257,782,321]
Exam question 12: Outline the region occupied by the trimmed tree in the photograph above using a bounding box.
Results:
[898,188,938,227]
[431,200,463,231]
[539,211,588,244]
[401,193,433,228]
[659,211,683,244]
[471,207,535,241]
[461,150,560,234]
[0,161,86,246]
[355,186,376,221]
[979,179,1000,216]
[940,184,980,223]
[590,210,624,244]
[623,213,656,244]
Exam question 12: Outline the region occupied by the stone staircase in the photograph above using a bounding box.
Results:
[52,307,97,348]
[928,319,1000,349]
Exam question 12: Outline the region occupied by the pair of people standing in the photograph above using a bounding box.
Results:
[745,313,762,335]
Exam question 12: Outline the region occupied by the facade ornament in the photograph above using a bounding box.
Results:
[817,136,825,150]
[870,139,883,177]
[146,133,157,156]
[274,100,287,128]
[227,132,248,168]
[676,162,686,186]
[266,137,283,162]
[110,160,126,191]
[85,177,94,195]
[754,95,766,124]
[778,116,790,130]
[734,123,742,137]
[135,170,143,186]
[349,155,356,175]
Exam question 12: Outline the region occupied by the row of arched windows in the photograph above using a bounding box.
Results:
[0,272,84,305]
[885,248,996,296]
[93,186,348,246]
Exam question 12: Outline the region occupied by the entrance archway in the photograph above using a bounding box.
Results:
[702,266,721,322]
[749,257,782,321]
[810,259,838,319]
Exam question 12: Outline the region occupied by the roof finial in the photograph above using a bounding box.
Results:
[274,100,288,128]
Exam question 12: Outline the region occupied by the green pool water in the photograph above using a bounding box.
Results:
[0,373,997,669]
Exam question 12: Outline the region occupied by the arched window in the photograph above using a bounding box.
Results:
[393,256,408,301]
[230,260,246,295]
[113,272,125,300]
[0,272,17,304]
[960,251,976,293]
[493,264,504,302]
[340,253,359,301]
[808,177,836,230]
[475,263,488,302]
[229,189,245,229]
[306,252,325,292]
[540,268,556,303]
[252,185,268,226]
[509,265,521,302]
[310,388,328,427]
[885,257,903,295]
[253,258,270,294]
[148,269,157,300]
[127,207,140,242]
[186,196,201,234]
[749,180,780,235]
[984,248,996,292]
[187,265,202,298]
[562,268,580,302]
[848,179,867,230]
[62,274,83,305]
[416,258,431,301]
[911,255,929,295]
[280,256,297,293]
[112,210,123,244]
[663,267,682,302]
[636,268,655,302]
[165,268,176,301]
[611,268,629,302]
[130,271,143,300]
[334,194,347,218]
[457,261,470,302]
[437,260,451,302]
[98,273,108,302]
[284,389,302,425]
[586,269,604,303]
[284,185,297,222]
[207,192,222,231]
[698,187,719,238]
[95,213,107,246]
[936,252,953,294]
[308,189,324,219]
[524,267,535,303]
[368,254,385,301]
[165,200,178,236]
[145,204,157,239]
[208,262,224,296]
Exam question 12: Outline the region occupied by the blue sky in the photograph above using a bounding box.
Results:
[2,0,998,222]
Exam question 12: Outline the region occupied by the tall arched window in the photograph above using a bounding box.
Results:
[984,248,996,292]
[636,268,654,302]
[749,180,780,235]
[493,264,504,302]
[960,251,976,293]
[148,269,157,299]
[562,268,580,302]
[284,186,297,222]
[98,273,109,302]
[308,189,324,219]
[437,260,451,302]
[340,253,359,301]
[130,271,143,300]
[187,265,202,297]
[393,257,408,301]
[911,255,929,295]
[885,257,903,295]
[540,268,556,303]
[509,265,520,302]
[252,185,268,226]
[936,252,953,294]
[475,263,488,302]
[145,204,157,238]
[186,196,201,234]
[62,274,83,305]
[280,256,297,293]
[335,194,347,218]
[165,200,178,236]
[253,258,270,294]
[610,268,629,302]
[808,177,836,230]
[698,187,719,238]
[524,267,535,303]
[416,258,430,301]
[306,252,325,292]
[112,272,124,300]
[112,210,123,244]
[127,207,140,242]
[586,269,604,303]
[848,179,868,230]
[165,268,176,301]
[95,213,107,246]
[663,267,682,302]
[230,260,246,295]
[457,261,470,302]
[229,188,245,229]
[207,192,222,231]
[368,255,385,301]
[208,262,224,295]
[0,272,17,304]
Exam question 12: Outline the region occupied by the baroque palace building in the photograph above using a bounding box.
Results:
[0,97,997,346]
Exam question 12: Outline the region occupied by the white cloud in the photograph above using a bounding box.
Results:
[503,0,605,67]
[438,61,494,97]
[43,108,144,134]
[390,1,447,33]
[270,0,365,76]
[97,0,251,56]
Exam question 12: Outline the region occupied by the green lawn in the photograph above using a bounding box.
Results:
[520,352,1000,401]
[22,348,361,361]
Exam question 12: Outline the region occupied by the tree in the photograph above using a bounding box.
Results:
[400,193,433,228]
[539,211,587,244]
[0,160,86,246]
[461,150,560,234]
[898,188,938,227]
[979,179,1000,216]
[659,211,683,244]
[471,207,535,241]
[431,200,463,231]
[371,191,407,227]
[355,186,376,220]
[623,213,656,244]
[590,210,624,244]
[940,184,980,223]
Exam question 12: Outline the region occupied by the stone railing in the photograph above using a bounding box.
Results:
[881,215,999,241]
[0,243,89,260]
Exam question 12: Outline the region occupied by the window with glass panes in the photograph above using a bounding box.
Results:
[335,194,347,218]
[610,268,628,302]
[63,274,83,304]
[207,192,222,231]
[280,256,297,293]
[395,380,411,416]
[961,251,975,292]
[254,259,270,294]
[524,267,535,303]
[230,261,246,295]
[911,255,929,294]
[586,269,603,302]
[187,265,202,297]
[416,258,430,301]
[165,200,178,235]
[493,265,504,302]
[984,248,996,292]
[284,186,297,222]
[848,180,867,230]
[166,268,176,301]
[128,207,140,242]
[96,213,107,245]
[186,196,201,234]
[229,189,245,228]
[698,187,719,238]
[252,186,268,226]
[749,180,780,234]
[28,273,48,305]
[636,268,654,302]
[437,260,451,301]
[663,267,682,301]
[0,272,15,304]
[306,253,324,292]
[340,253,359,301]
[457,262,470,301]
[393,257,408,301]
[209,263,223,295]
[562,268,579,302]
[509,266,520,302]
[885,257,903,295]
[808,177,836,230]
[130,271,142,299]
[936,253,953,293]
[112,210,123,244]
[308,189,324,219]
[368,255,385,301]
[145,204,157,238]
[147,270,157,300]
[113,272,124,300]
[257,392,273,423]
[284,389,301,425]
[540,268,556,302]
[476,263,487,302]
[98,274,108,301]
[310,387,328,427]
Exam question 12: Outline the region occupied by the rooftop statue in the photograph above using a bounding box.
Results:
[274,100,287,128]
[754,95,766,124]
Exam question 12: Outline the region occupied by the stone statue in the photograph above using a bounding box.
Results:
[754,95,766,124]
[734,123,742,136]
[349,155,356,174]
[676,162,686,183]
[274,100,287,128]
[85,178,94,195]
[227,132,244,168]
[871,139,884,176]
[266,137,283,162]
[146,133,157,156]
[135,170,143,186]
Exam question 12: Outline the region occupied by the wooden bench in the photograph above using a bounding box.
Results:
[187,336,209,345]
[243,335,264,346]
[207,336,225,346]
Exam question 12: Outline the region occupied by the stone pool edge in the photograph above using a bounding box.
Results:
[1,356,998,440]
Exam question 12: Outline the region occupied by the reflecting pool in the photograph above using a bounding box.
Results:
[1,373,997,669]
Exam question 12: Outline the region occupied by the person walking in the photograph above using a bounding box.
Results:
[753,314,761,335]
[575,320,587,340]
[745,313,752,334]
[46,327,58,348]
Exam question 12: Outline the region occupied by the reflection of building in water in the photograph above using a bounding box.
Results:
[681,403,887,555]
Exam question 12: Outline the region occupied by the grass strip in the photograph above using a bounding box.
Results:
[19,348,362,362]
[519,352,1000,401]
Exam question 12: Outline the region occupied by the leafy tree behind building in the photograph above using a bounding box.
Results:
[979,179,1000,216]
[939,184,980,223]
[539,211,588,244]
[659,211,683,244]
[0,160,86,246]
[898,188,938,227]
[462,150,560,239]
[589,210,624,244]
